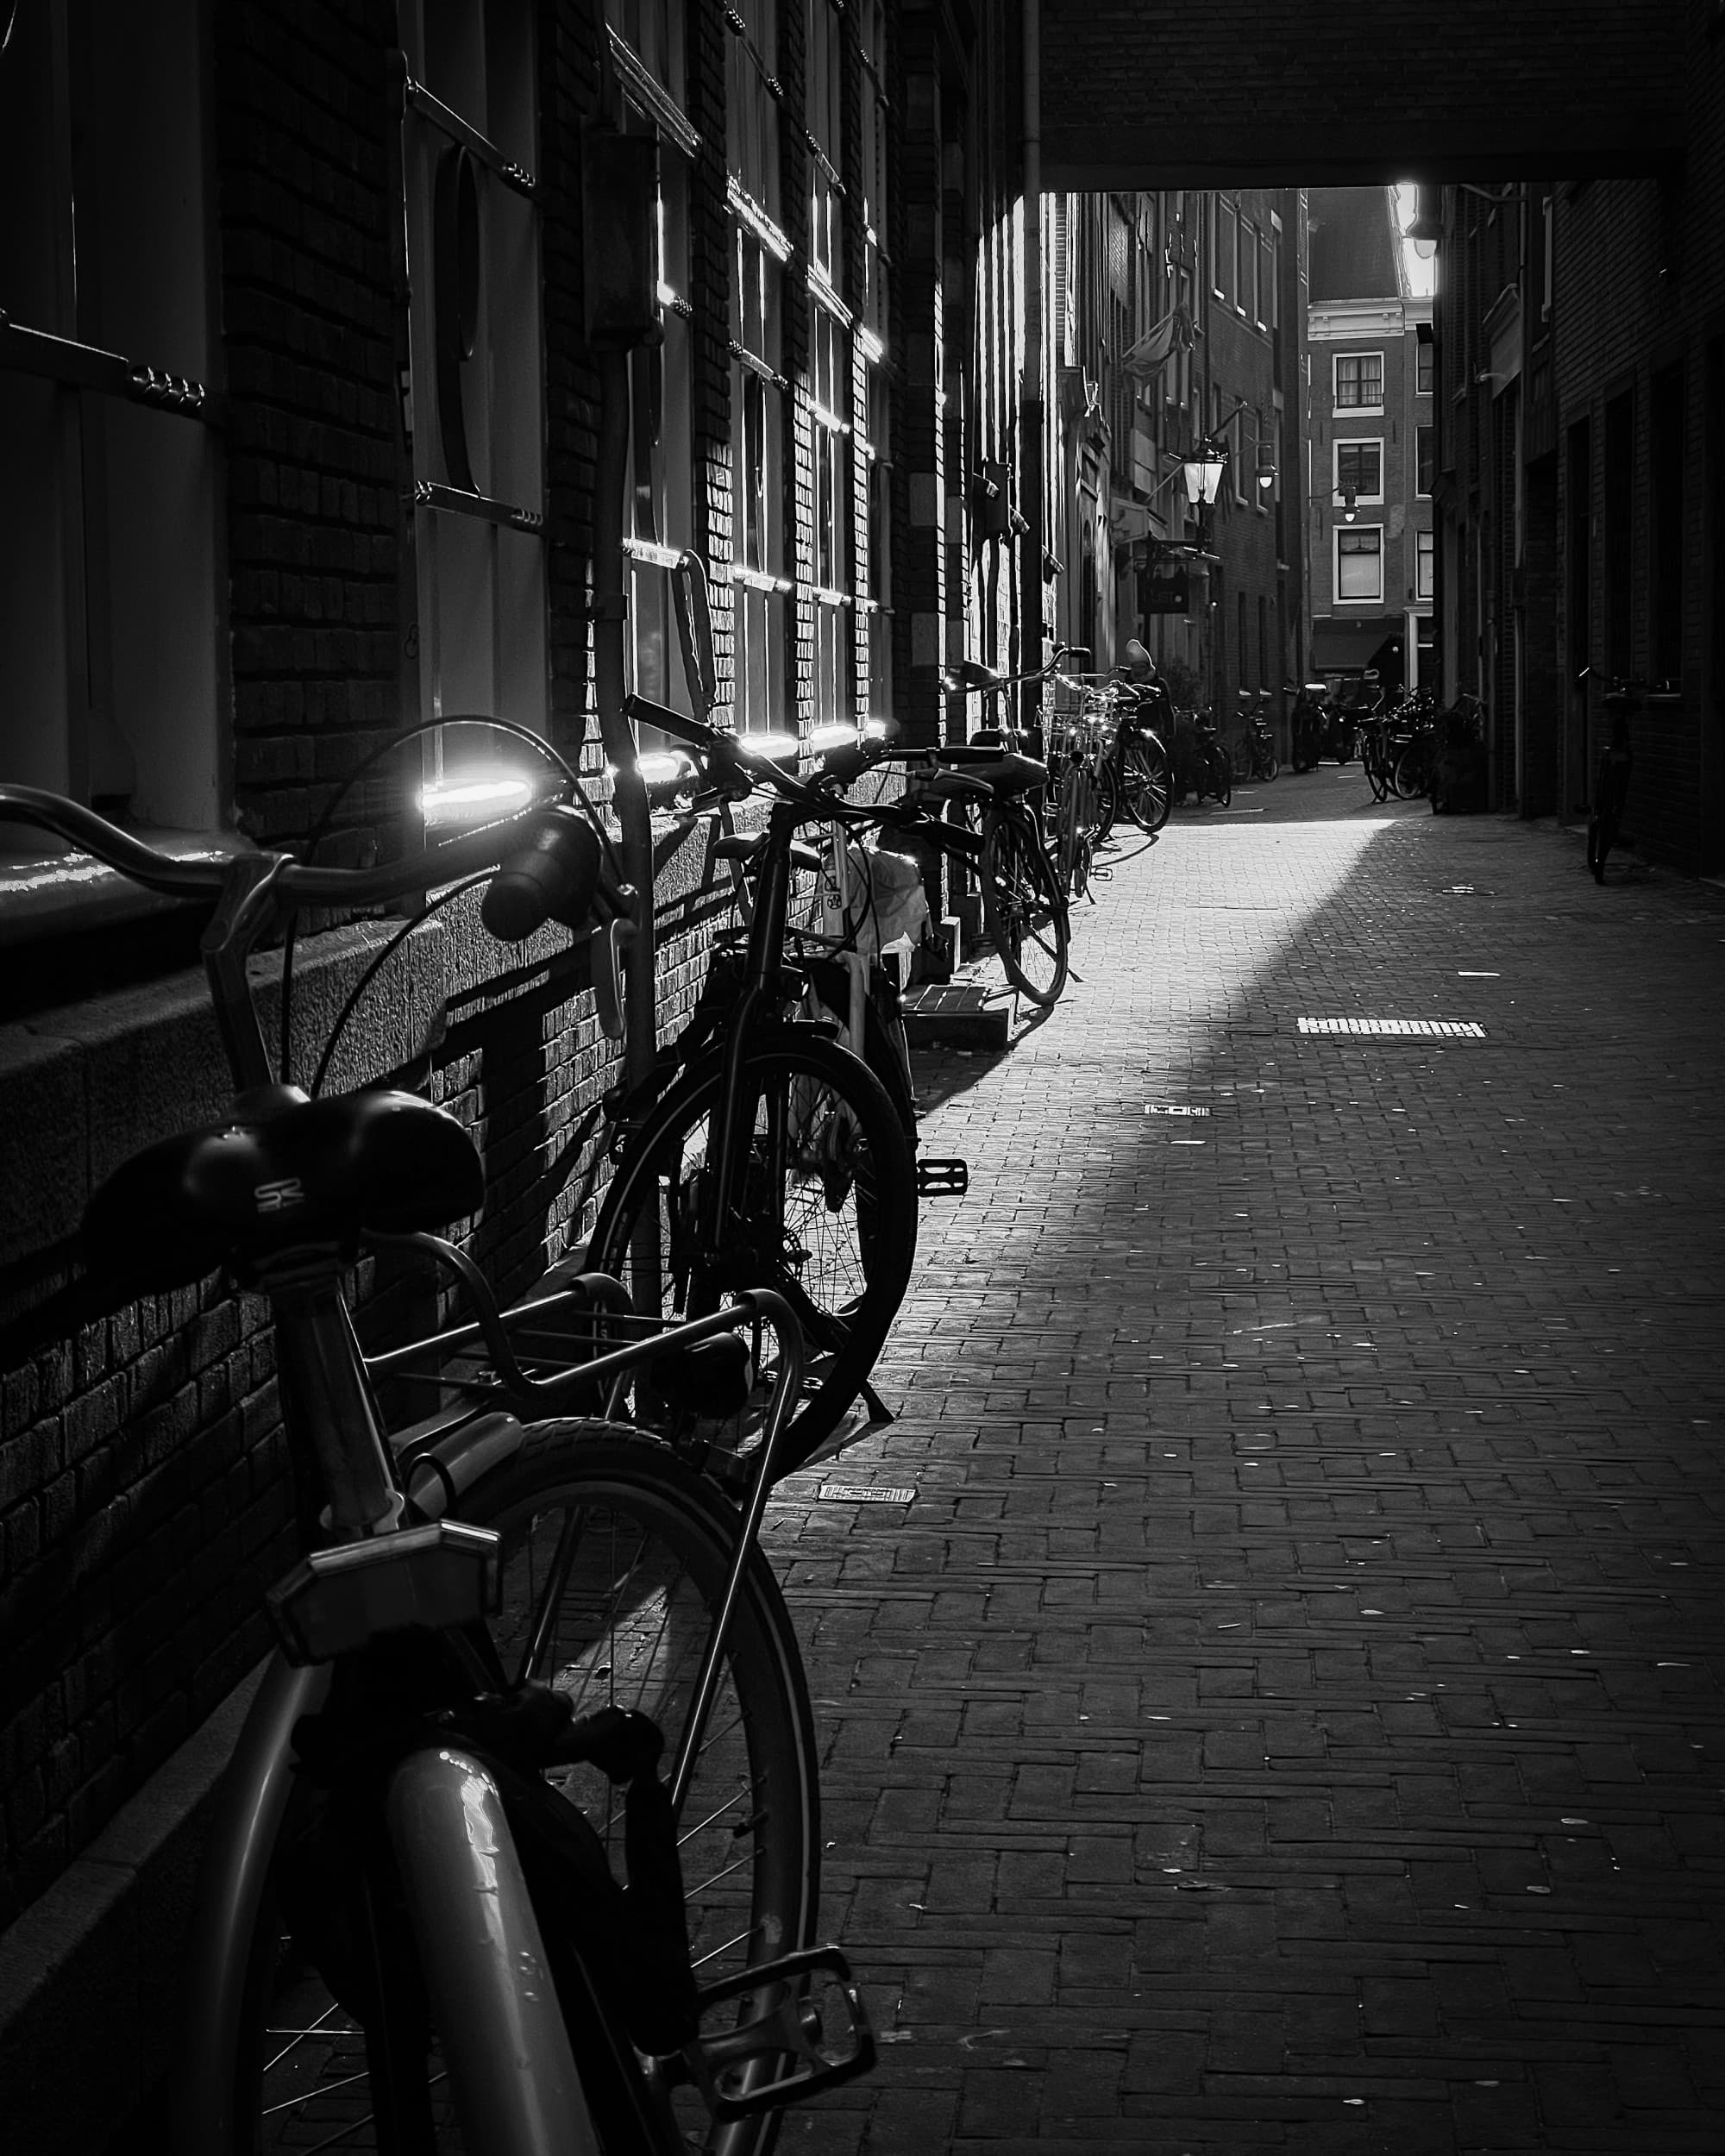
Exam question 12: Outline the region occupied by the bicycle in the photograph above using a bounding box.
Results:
[1173,706,1233,807]
[1289,683,1328,774]
[939,648,1081,1003]
[1231,691,1278,782]
[1588,679,1640,882]
[0,780,874,2155]
[1389,689,1439,799]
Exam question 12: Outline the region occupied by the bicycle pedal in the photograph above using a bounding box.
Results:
[915,1156,969,1197]
[682,1946,875,2120]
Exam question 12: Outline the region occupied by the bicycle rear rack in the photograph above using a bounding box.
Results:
[915,1156,969,1197]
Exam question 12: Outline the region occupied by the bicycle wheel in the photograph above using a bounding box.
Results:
[587,1032,917,1469]
[228,1432,819,2156]
[1231,736,1252,781]
[1093,755,1120,842]
[1392,740,1427,799]
[465,1428,821,2156]
[981,808,1070,1006]
[1258,743,1278,781]
[1118,733,1171,832]
[1208,749,1233,807]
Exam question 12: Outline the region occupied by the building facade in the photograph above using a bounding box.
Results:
[1423,2,1725,856]
[1305,187,1433,696]
[1044,186,1308,742]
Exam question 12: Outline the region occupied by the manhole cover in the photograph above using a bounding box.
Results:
[1298,1018,1486,1038]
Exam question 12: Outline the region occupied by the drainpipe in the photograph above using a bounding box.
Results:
[1019,0,1045,727]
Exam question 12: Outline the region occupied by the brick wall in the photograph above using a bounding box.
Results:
[216,0,405,851]
[1038,0,1683,187]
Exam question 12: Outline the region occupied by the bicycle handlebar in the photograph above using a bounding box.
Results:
[0,781,599,918]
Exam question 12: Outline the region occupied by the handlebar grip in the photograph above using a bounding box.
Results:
[480,806,604,942]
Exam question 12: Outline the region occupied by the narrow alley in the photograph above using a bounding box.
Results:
[768,770,1725,2153]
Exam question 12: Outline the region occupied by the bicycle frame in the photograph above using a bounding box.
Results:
[0,782,828,2155]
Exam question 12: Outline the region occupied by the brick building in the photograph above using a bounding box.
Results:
[0,0,1033,2134]
[1305,186,1433,695]
[1045,186,1306,748]
[1422,3,1725,856]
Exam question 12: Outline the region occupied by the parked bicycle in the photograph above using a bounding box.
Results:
[1172,705,1233,807]
[0,779,875,2156]
[1231,689,1278,781]
[1588,676,1641,882]
[1289,681,1329,774]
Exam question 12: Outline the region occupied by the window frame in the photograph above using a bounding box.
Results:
[1,0,229,900]
[1333,436,1385,505]
[1334,523,1385,604]
[1333,350,1385,413]
[1415,526,1435,602]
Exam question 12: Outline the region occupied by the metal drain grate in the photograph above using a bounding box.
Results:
[1298,1018,1486,1038]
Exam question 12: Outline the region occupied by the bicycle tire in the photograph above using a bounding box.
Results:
[981,808,1070,1006]
[1258,744,1278,782]
[1391,741,1427,799]
[225,1430,819,2156]
[1093,755,1121,842]
[1118,733,1171,833]
[587,1031,917,1469]
[1231,736,1252,781]
[1209,749,1233,808]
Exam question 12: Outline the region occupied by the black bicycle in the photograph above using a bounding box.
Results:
[1589,679,1640,883]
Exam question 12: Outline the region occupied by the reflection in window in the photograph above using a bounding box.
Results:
[1337,526,1383,602]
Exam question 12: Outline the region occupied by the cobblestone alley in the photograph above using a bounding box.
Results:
[765,765,1725,2155]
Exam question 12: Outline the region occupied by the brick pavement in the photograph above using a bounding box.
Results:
[762,766,1725,2154]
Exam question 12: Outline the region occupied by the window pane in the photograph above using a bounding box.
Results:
[1337,528,1383,601]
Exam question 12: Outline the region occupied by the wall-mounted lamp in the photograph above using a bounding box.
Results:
[1333,488,1358,523]
[1405,180,1519,259]
[1255,442,1277,491]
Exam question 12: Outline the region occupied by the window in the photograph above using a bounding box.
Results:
[809,300,851,723]
[402,3,548,756]
[806,0,841,283]
[1416,329,1434,397]
[1334,352,1384,411]
[622,154,693,714]
[1416,528,1434,600]
[1235,410,1256,506]
[856,2,891,361]
[1257,232,1270,329]
[1236,217,1254,318]
[727,0,781,222]
[731,219,788,729]
[1334,440,1384,503]
[862,362,893,720]
[1,0,224,861]
[1416,425,1434,497]
[1215,197,1236,308]
[1336,526,1383,602]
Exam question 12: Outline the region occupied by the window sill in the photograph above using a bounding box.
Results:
[0,829,248,948]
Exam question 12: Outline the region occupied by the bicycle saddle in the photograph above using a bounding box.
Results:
[82,1086,486,1289]
[931,744,1047,797]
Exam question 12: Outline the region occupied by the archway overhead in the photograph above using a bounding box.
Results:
[1038,1,1684,194]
